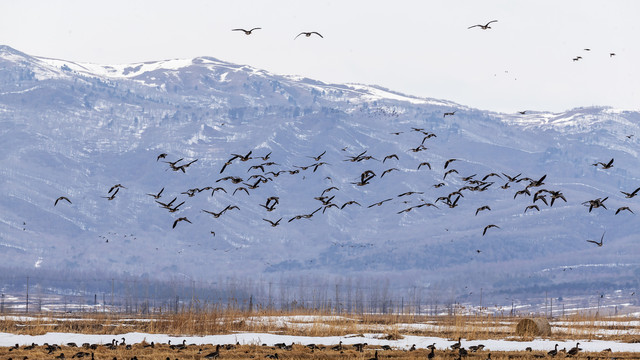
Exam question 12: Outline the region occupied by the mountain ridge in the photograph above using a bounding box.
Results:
[1,45,639,302]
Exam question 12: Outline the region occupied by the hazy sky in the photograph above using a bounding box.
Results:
[1,0,638,112]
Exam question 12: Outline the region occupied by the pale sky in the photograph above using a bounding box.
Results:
[1,0,638,112]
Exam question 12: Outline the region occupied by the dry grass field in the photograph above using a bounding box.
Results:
[1,310,639,359]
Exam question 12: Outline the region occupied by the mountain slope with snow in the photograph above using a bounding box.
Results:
[1,45,639,301]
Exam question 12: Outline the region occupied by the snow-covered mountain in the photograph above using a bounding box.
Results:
[1,45,639,301]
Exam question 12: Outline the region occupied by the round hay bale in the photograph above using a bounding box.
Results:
[515,318,551,336]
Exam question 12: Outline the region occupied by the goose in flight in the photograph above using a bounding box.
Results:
[615,206,633,215]
[232,27,261,35]
[443,111,456,117]
[482,224,500,236]
[592,158,614,169]
[381,168,399,178]
[308,150,326,161]
[341,201,361,209]
[108,184,126,193]
[475,205,491,216]
[54,196,72,206]
[418,162,431,170]
[295,31,323,39]
[156,153,168,161]
[586,232,605,246]
[444,158,458,169]
[263,218,282,227]
[202,209,227,218]
[172,217,192,229]
[620,186,640,198]
[102,188,119,200]
[524,205,540,213]
[383,154,399,163]
[368,198,393,208]
[468,20,498,30]
[146,187,164,199]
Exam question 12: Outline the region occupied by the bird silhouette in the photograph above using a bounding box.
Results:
[146,187,164,199]
[468,20,498,29]
[475,205,491,215]
[102,188,119,200]
[444,158,458,169]
[308,150,326,161]
[524,205,540,213]
[443,111,456,117]
[620,186,640,198]
[586,232,605,246]
[418,162,431,170]
[156,153,168,161]
[232,27,261,35]
[383,154,399,163]
[54,196,72,206]
[592,158,614,169]
[295,31,323,39]
[482,224,500,236]
[263,218,282,227]
[615,206,633,214]
[172,217,192,229]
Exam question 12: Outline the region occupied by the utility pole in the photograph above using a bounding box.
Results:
[26,276,29,313]
[111,278,114,310]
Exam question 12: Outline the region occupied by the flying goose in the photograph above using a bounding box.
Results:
[295,31,323,39]
[482,224,500,236]
[468,20,498,29]
[620,186,640,198]
[443,111,456,117]
[586,232,605,246]
[308,150,326,161]
[146,187,164,199]
[102,188,119,200]
[202,209,227,218]
[263,218,282,227]
[524,205,540,213]
[156,153,167,161]
[615,206,633,214]
[383,154,399,163]
[232,27,261,35]
[381,168,399,177]
[475,205,491,215]
[444,158,458,169]
[172,217,192,229]
[592,158,614,169]
[54,196,72,206]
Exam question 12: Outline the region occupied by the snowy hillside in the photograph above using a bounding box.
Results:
[1,45,639,302]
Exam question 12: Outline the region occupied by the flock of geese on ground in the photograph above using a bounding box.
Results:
[2,336,618,360]
[52,110,637,247]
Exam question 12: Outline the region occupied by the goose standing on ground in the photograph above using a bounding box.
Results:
[548,344,558,357]
[567,342,581,356]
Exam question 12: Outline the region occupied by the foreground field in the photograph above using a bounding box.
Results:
[0,338,638,360]
[1,312,639,359]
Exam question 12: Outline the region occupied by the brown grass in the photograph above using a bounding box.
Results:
[1,309,639,343]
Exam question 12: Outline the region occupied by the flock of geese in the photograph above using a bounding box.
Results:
[2,336,616,360]
[51,113,635,250]
[46,18,625,251]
